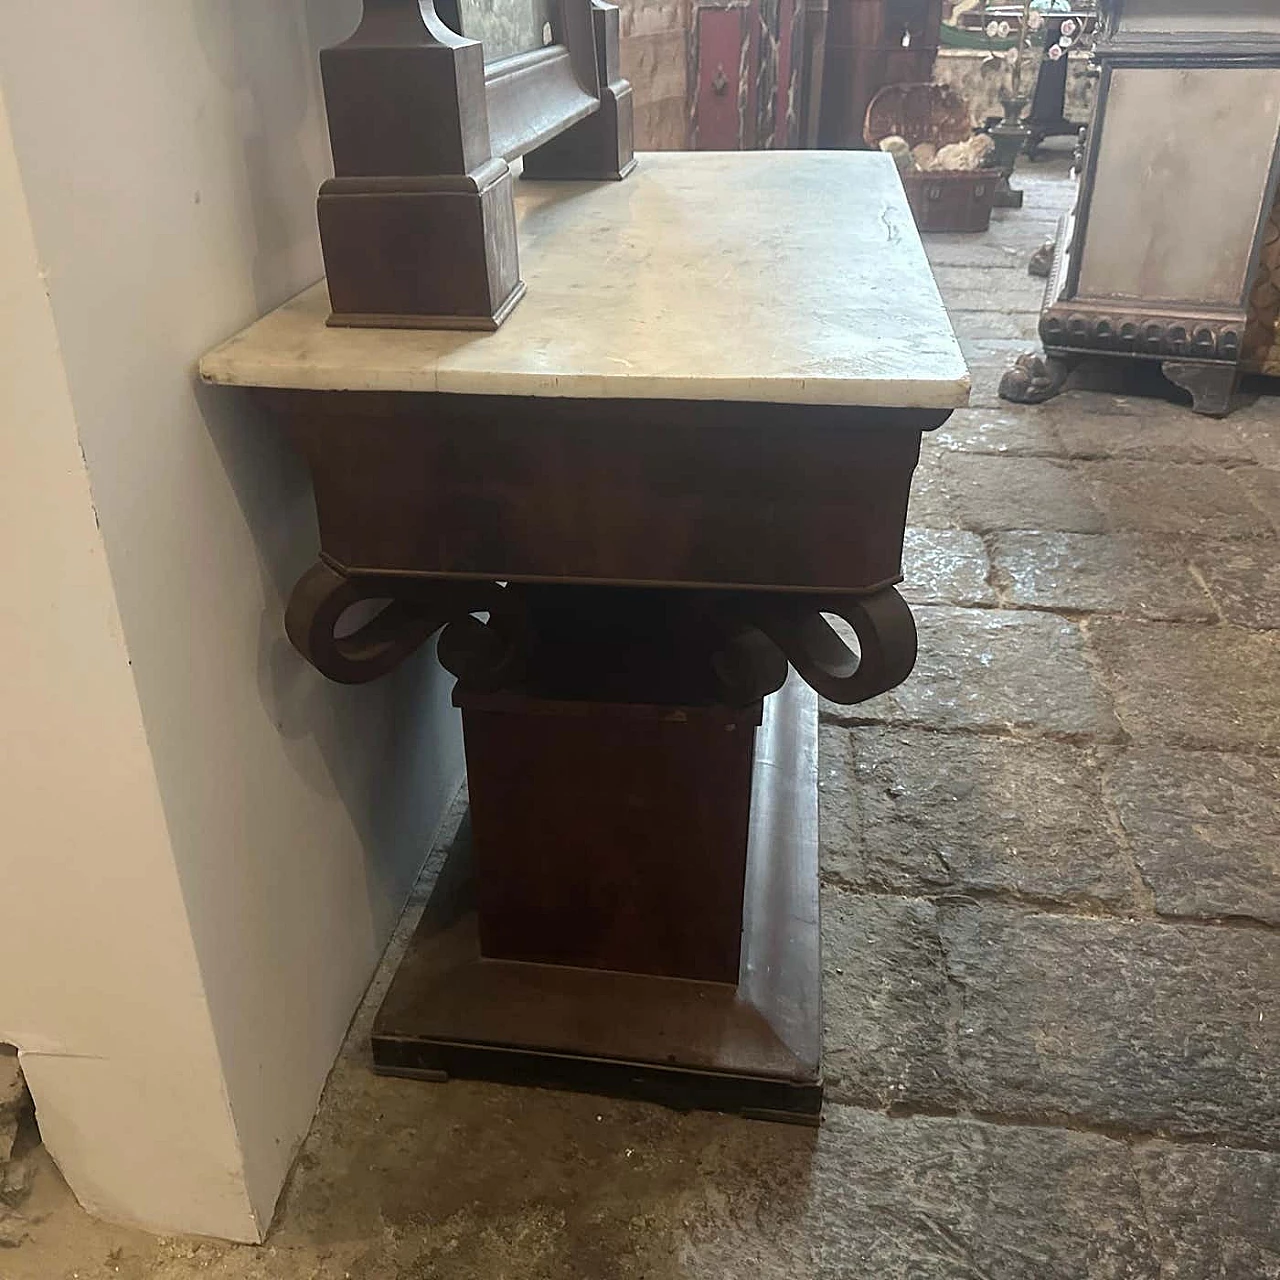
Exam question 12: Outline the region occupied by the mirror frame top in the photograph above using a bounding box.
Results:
[445,0,554,66]
[468,0,602,160]
[326,0,602,168]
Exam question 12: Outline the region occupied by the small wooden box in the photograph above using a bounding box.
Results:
[900,170,997,233]
[865,81,996,233]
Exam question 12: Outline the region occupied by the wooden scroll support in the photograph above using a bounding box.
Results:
[316,0,634,330]
[284,562,918,712]
[733,589,918,706]
[284,561,530,688]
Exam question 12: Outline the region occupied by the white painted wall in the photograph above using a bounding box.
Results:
[0,83,256,1243]
[0,0,464,1241]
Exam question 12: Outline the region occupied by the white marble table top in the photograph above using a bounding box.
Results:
[200,151,969,411]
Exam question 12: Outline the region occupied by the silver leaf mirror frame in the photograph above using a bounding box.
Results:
[454,0,555,63]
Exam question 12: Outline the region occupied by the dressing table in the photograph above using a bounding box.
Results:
[200,0,967,1123]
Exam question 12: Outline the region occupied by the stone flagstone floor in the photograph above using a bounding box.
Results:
[8,153,1280,1279]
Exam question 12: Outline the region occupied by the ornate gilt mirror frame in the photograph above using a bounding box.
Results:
[317,0,635,331]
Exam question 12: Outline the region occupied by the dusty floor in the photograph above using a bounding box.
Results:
[8,151,1280,1279]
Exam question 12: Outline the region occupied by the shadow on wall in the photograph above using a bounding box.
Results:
[192,374,461,932]
[191,0,462,923]
[194,0,356,316]
[0,0,458,1235]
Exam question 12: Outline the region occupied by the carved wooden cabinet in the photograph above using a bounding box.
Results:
[1015,0,1280,415]
[818,0,944,149]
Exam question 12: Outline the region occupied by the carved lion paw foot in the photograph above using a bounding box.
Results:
[998,351,1071,405]
[1028,239,1055,278]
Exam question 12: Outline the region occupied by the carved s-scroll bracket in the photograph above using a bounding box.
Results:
[284,560,526,686]
[436,604,530,692]
[729,587,918,706]
[704,612,791,706]
[285,567,918,706]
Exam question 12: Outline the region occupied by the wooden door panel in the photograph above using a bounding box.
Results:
[693,5,753,148]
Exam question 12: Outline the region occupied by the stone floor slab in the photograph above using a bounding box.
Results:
[1034,389,1148,420]
[923,237,1031,268]
[906,446,959,530]
[815,1108,1160,1280]
[939,905,1280,1147]
[1231,398,1280,468]
[899,527,995,606]
[926,214,1068,255]
[932,406,1063,457]
[821,893,956,1110]
[1235,464,1280,534]
[264,1074,823,1280]
[16,1086,1279,1280]
[820,725,1133,907]
[943,454,1106,533]
[991,531,1217,621]
[824,607,1121,738]
[1107,746,1280,925]
[934,278,1048,315]
[1133,1141,1280,1280]
[1186,538,1280,630]
[1054,409,1257,463]
[932,264,1049,297]
[944,309,1041,342]
[1088,618,1280,751]
[1086,460,1271,538]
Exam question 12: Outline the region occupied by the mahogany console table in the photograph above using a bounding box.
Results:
[201,151,968,1123]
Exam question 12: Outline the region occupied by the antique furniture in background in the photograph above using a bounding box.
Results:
[202,152,968,1121]
[947,4,1098,157]
[961,5,1098,205]
[1025,10,1099,156]
[1003,0,1280,415]
[318,0,634,331]
[865,81,999,230]
[819,0,944,147]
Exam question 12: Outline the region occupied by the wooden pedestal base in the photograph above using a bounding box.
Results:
[371,674,822,1123]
